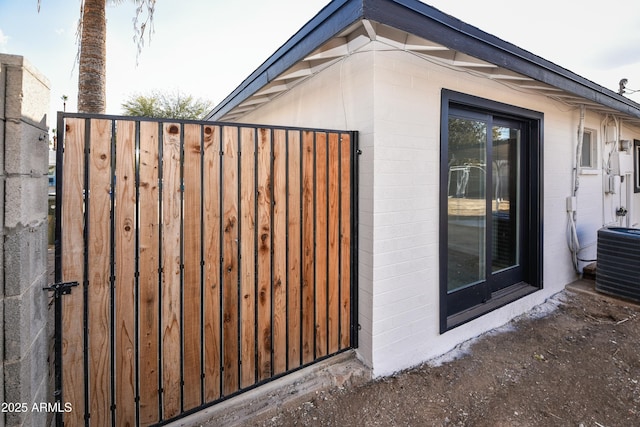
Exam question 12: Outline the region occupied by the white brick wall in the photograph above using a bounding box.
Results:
[239,42,640,377]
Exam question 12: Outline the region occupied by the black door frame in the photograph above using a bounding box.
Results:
[439,90,544,332]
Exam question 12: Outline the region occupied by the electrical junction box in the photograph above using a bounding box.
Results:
[618,150,634,175]
[609,149,634,176]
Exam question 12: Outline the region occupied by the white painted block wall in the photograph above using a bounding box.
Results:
[239,42,640,377]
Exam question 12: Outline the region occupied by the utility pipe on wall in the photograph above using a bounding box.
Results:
[625,172,633,228]
[567,105,586,273]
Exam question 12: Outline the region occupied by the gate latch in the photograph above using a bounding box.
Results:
[43,281,79,297]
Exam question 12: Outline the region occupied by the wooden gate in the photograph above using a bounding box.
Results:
[54,113,358,426]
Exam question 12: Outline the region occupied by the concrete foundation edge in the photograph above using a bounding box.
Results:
[166,350,371,427]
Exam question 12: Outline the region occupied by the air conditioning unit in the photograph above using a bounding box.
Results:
[596,227,640,302]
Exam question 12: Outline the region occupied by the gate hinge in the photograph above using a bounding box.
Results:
[43,281,79,297]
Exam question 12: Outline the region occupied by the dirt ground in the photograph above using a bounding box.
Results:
[252,286,640,427]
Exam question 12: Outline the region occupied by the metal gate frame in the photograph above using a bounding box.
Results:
[53,112,359,426]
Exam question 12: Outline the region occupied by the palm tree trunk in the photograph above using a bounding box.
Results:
[78,0,107,113]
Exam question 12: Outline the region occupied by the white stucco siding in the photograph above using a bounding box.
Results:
[234,42,640,377]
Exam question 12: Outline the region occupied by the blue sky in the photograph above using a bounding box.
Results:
[2,0,640,124]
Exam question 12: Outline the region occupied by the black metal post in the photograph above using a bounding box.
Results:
[43,281,79,427]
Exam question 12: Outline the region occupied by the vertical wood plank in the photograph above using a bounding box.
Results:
[183,124,202,410]
[162,123,182,419]
[88,119,113,427]
[115,120,137,426]
[314,133,328,358]
[61,118,86,427]
[340,134,352,349]
[272,129,287,375]
[301,131,315,365]
[286,131,301,370]
[203,125,221,401]
[61,120,353,425]
[257,128,272,381]
[327,133,341,355]
[138,121,160,426]
[222,126,240,396]
[239,128,256,389]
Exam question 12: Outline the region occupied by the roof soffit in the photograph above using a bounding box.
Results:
[209,0,640,126]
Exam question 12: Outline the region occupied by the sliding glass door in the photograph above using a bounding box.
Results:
[446,109,523,315]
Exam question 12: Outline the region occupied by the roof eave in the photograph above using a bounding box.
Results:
[207,0,640,122]
[366,0,640,119]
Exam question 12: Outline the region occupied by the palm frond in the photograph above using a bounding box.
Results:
[133,0,156,64]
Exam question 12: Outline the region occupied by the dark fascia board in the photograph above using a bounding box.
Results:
[207,0,640,121]
[365,0,640,118]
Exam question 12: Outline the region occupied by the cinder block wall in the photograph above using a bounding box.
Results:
[1,54,51,427]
